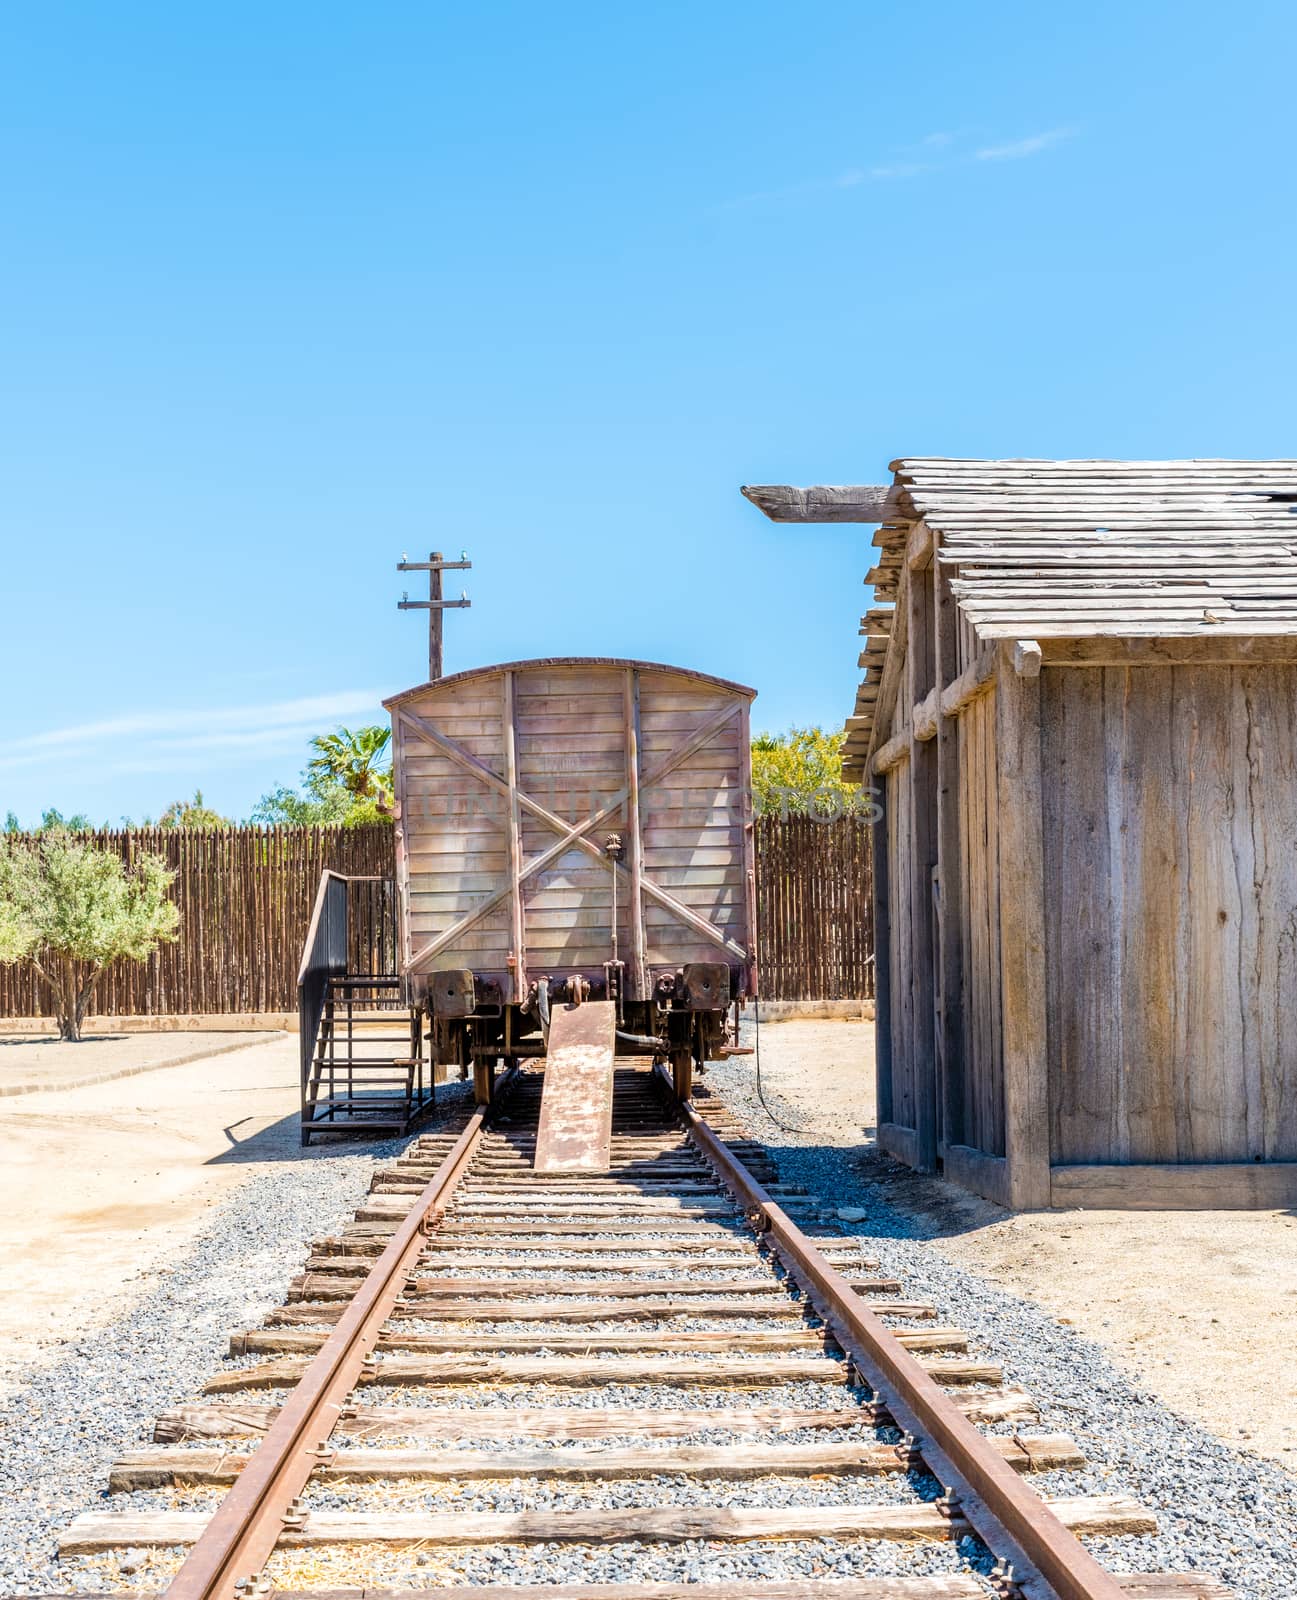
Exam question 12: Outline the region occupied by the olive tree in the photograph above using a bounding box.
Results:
[0,835,180,1040]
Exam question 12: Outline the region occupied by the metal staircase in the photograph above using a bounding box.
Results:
[298,872,434,1145]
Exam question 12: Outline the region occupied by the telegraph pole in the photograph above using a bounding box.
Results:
[397,551,471,681]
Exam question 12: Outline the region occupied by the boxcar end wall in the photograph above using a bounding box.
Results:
[385,659,759,1005]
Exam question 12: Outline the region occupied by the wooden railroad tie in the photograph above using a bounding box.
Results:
[61,1495,1157,1552]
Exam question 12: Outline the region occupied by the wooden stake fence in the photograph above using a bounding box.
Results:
[0,827,396,1019]
[0,818,872,1017]
[755,814,875,1002]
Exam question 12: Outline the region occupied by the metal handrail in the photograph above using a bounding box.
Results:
[295,871,392,988]
[297,870,401,1097]
[297,872,351,1098]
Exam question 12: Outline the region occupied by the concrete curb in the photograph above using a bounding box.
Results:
[0,1033,290,1099]
[0,1013,298,1035]
[754,1000,876,1023]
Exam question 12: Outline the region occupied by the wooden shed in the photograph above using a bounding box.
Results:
[747,460,1297,1208]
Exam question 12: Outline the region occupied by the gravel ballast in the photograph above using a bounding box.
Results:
[262,1534,991,1593]
[0,1126,417,1592]
[6,1048,1295,1598]
[705,1038,1297,1600]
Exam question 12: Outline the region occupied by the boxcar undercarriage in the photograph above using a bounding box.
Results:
[424,959,742,1102]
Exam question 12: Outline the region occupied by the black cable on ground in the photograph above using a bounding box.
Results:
[750,998,804,1133]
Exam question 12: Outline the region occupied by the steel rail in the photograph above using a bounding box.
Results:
[666,1073,1130,1600]
[163,1104,490,1600]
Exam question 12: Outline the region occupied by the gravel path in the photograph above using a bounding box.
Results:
[706,1039,1297,1600]
[0,1104,465,1594]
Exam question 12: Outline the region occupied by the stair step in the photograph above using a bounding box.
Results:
[313,1064,416,1074]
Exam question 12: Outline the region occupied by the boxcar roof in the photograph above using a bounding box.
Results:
[384,657,757,711]
[846,458,1297,777]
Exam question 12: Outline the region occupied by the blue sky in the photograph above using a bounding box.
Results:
[2,1,1295,824]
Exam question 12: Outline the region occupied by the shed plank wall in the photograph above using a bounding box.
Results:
[1042,664,1297,1164]
[956,610,980,678]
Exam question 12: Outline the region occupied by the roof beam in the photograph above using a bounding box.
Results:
[741,484,904,524]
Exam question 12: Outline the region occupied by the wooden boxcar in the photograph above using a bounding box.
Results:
[384,657,757,1096]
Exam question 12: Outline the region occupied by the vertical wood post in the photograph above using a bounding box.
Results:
[390,723,414,987]
[672,1045,694,1103]
[739,698,760,998]
[502,669,527,1003]
[871,796,893,1127]
[996,645,1051,1208]
[906,562,940,1172]
[933,551,965,1152]
[473,1054,495,1106]
[427,550,444,682]
[622,669,649,1001]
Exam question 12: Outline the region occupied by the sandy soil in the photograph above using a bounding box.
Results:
[0,1033,303,1398]
[6,1017,1294,1468]
[0,1029,269,1095]
[747,1016,1297,1468]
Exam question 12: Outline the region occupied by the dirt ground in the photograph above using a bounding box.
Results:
[0,1029,270,1096]
[0,1032,302,1398]
[5,1019,1294,1469]
[748,1017,1297,1469]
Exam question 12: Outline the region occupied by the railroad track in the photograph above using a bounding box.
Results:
[49,1064,1227,1600]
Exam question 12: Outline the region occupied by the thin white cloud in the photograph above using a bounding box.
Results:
[8,691,388,754]
[723,125,1077,206]
[0,690,390,776]
[868,160,932,181]
[974,127,1077,161]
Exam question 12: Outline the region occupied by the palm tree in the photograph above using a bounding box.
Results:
[307,725,394,814]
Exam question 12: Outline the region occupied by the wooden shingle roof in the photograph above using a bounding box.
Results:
[848,457,1297,778]
[898,457,1297,634]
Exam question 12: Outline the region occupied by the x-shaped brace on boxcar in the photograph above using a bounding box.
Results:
[397,701,750,971]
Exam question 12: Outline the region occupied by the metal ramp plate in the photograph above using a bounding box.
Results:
[534,1001,617,1172]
